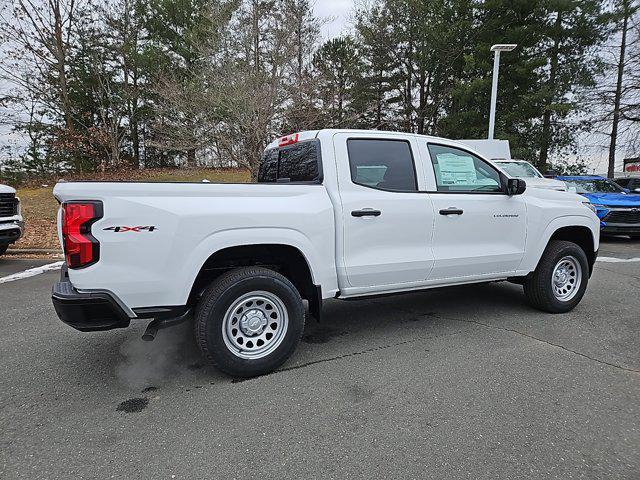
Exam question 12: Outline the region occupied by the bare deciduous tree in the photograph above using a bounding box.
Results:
[586,0,639,174]
[0,0,83,132]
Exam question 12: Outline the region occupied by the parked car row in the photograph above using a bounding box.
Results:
[484,158,640,239]
[557,176,640,238]
[0,184,24,256]
[613,176,640,193]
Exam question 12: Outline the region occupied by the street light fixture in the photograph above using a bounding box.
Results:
[488,44,517,140]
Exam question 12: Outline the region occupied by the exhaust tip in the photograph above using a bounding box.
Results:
[142,321,159,342]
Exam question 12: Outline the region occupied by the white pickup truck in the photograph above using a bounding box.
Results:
[52,129,600,377]
[0,184,24,256]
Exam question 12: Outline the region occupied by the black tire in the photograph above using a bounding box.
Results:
[523,240,589,313]
[0,245,7,257]
[195,266,305,377]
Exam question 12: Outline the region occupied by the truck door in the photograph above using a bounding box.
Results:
[421,142,527,281]
[333,133,435,290]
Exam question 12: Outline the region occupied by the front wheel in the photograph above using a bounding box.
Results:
[523,240,589,313]
[195,266,305,377]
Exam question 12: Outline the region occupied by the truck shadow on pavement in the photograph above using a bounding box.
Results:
[70,280,532,400]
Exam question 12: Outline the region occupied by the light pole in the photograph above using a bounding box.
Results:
[488,44,517,140]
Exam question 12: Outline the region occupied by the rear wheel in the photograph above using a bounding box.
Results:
[523,240,589,313]
[195,266,305,377]
[0,245,8,257]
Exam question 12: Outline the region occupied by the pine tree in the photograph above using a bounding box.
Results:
[537,0,611,170]
[313,36,364,127]
[440,0,549,161]
[141,0,236,166]
[354,3,399,129]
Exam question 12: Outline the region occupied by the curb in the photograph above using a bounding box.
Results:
[7,248,63,255]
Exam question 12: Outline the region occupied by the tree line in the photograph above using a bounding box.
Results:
[0,0,638,181]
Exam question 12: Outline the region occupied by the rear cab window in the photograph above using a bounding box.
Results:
[258,139,322,183]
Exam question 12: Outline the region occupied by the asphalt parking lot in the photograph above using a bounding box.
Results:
[1,239,639,479]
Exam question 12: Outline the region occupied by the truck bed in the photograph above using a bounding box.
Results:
[53,182,338,309]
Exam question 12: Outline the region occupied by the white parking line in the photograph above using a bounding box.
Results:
[597,256,640,263]
[0,261,64,284]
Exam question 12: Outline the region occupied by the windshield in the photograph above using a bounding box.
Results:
[497,161,542,178]
[564,179,624,194]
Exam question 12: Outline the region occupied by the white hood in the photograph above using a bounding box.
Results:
[0,184,17,194]
[521,177,567,191]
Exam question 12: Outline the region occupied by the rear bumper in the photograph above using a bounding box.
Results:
[52,280,132,332]
[52,266,191,332]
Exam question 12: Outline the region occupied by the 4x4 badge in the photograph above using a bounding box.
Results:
[103,226,157,232]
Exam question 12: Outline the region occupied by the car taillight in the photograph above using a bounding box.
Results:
[61,201,103,269]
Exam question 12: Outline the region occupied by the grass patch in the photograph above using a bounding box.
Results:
[13,168,251,250]
[16,187,61,250]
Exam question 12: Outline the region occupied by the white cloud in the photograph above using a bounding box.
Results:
[314,0,353,40]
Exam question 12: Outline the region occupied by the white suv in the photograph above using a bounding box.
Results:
[494,159,567,191]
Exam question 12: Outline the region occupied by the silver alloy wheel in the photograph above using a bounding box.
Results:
[551,256,582,301]
[221,290,289,360]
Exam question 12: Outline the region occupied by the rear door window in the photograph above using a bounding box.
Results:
[347,139,418,192]
[258,140,322,183]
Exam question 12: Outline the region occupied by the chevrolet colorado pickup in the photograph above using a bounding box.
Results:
[52,129,600,377]
[0,184,24,256]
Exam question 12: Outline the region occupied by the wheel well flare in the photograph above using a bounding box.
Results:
[188,244,320,316]
[549,226,596,274]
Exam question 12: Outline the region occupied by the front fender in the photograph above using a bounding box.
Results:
[517,215,599,275]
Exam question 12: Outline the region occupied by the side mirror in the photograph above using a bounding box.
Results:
[507,178,526,195]
[568,186,577,194]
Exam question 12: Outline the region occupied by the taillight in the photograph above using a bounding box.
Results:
[61,201,103,269]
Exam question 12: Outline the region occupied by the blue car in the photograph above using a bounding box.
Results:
[557,175,640,238]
